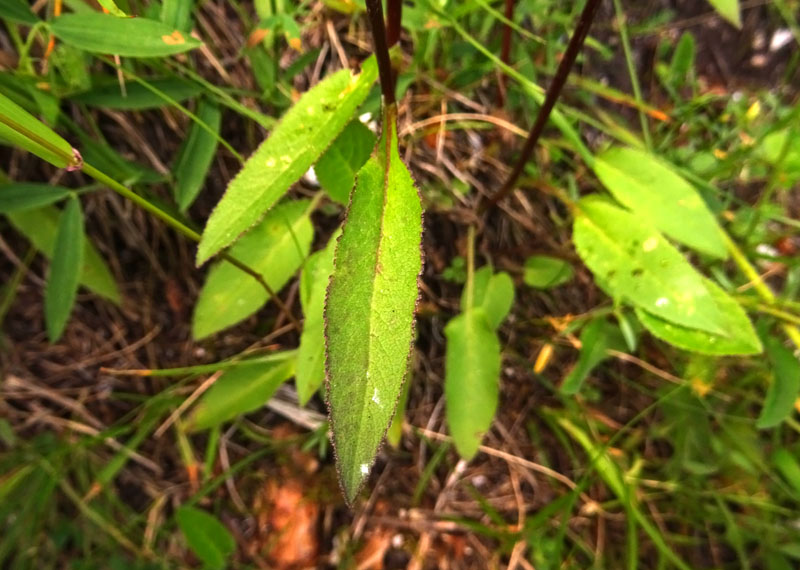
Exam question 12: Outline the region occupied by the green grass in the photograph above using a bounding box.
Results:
[1,0,800,568]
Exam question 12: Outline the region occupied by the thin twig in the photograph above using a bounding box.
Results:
[481,0,601,213]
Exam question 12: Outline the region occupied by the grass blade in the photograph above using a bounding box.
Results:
[44,197,84,342]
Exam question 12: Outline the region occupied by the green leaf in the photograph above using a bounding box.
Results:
[6,206,121,304]
[707,0,741,28]
[757,336,800,429]
[522,255,574,289]
[561,319,626,395]
[0,183,70,213]
[0,92,76,169]
[759,128,800,184]
[192,200,313,339]
[635,278,762,355]
[0,0,39,24]
[196,57,378,265]
[50,13,202,57]
[324,108,423,504]
[174,98,221,211]
[462,267,514,329]
[315,120,376,204]
[296,233,338,405]
[594,147,727,259]
[175,506,235,570]
[188,358,295,430]
[573,196,728,335]
[668,33,695,89]
[161,0,193,31]
[44,197,84,342]
[70,78,203,110]
[445,308,500,460]
[96,0,127,17]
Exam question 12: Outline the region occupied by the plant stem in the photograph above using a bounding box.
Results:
[82,163,301,331]
[386,0,402,47]
[365,0,395,105]
[481,0,601,213]
[497,0,514,106]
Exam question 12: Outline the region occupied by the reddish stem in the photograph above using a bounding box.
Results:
[386,0,402,47]
[481,0,601,212]
[497,0,514,107]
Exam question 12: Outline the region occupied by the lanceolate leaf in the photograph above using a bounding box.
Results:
[573,196,728,335]
[174,98,222,211]
[49,13,202,57]
[0,183,70,212]
[757,335,800,429]
[0,0,39,24]
[635,278,762,356]
[594,147,727,259]
[325,107,423,504]
[6,206,121,304]
[188,358,295,431]
[445,308,501,460]
[70,78,203,110]
[192,200,313,339]
[0,92,75,169]
[296,233,338,405]
[44,197,84,342]
[196,58,378,265]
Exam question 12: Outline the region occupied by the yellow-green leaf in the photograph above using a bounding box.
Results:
[707,0,741,28]
[574,196,728,335]
[462,267,514,329]
[188,358,295,431]
[445,308,501,460]
[192,199,313,339]
[594,147,727,259]
[0,92,75,169]
[196,58,378,265]
[635,278,762,356]
[324,107,423,504]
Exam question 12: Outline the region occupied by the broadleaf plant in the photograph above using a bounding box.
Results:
[196,58,378,265]
[446,253,512,460]
[324,105,423,504]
